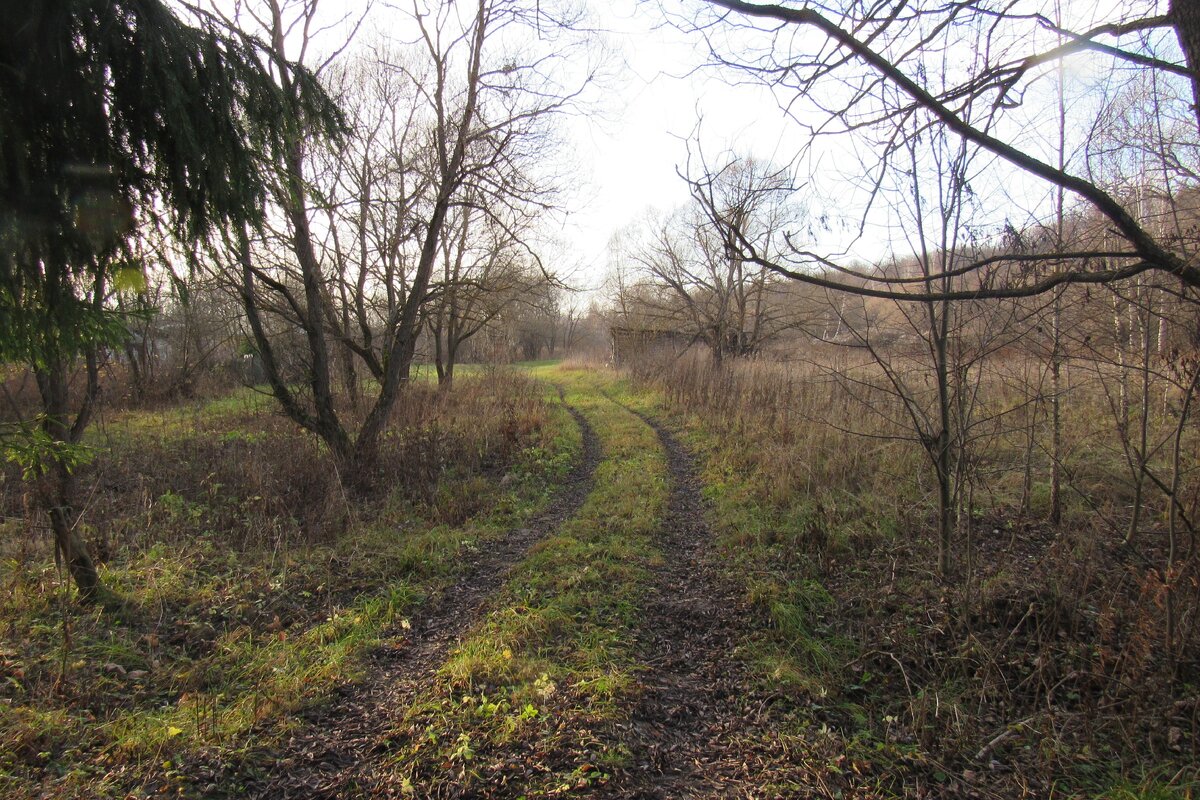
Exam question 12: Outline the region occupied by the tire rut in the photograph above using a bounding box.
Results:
[604,406,768,799]
[201,394,601,800]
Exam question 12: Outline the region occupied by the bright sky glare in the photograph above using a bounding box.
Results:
[192,0,1184,307]
[555,1,807,294]
[196,0,814,299]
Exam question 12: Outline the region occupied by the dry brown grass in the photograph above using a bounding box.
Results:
[630,346,1200,794]
[0,369,567,799]
[1,371,549,562]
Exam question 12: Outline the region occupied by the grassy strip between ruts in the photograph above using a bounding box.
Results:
[381,366,670,797]
[0,376,580,800]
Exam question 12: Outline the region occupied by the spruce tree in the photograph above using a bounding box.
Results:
[0,0,341,599]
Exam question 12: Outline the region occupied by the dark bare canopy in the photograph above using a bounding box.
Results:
[685,0,1200,301]
[0,0,341,599]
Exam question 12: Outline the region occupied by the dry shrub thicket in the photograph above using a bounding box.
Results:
[628,295,1200,782]
[0,371,547,569]
[0,370,555,794]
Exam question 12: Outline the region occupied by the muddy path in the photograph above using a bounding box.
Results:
[604,407,773,799]
[203,396,601,799]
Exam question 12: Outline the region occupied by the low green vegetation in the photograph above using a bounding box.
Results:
[3,359,1196,798]
[622,355,1200,798]
[0,372,576,799]
[387,367,670,795]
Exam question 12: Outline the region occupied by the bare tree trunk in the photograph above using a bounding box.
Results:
[1049,33,1066,528]
[1171,0,1200,135]
[433,318,448,385]
[1020,356,1039,515]
[283,141,344,439]
[338,278,360,412]
[118,291,150,403]
[343,345,360,413]
[1165,363,1200,674]
[1050,295,1062,527]
[237,228,356,473]
[444,337,458,387]
[48,467,99,601]
[933,299,953,577]
[350,0,490,469]
[1114,290,1130,418]
[1128,285,1154,544]
[36,359,100,601]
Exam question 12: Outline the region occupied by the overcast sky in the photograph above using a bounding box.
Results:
[200,0,1182,308]
[210,0,815,301]
[546,0,1117,298]
[554,0,805,295]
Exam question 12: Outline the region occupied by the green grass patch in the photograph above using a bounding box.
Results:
[387,367,670,796]
[611,374,863,696]
[0,373,576,798]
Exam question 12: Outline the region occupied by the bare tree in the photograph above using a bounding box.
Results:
[622,155,808,362]
[806,110,1013,578]
[675,0,1200,300]
[428,206,546,385]
[226,0,592,487]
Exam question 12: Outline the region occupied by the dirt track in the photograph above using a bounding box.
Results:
[189,391,796,799]
[603,408,771,799]
[209,399,602,799]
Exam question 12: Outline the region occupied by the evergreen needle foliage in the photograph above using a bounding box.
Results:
[0,0,342,597]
